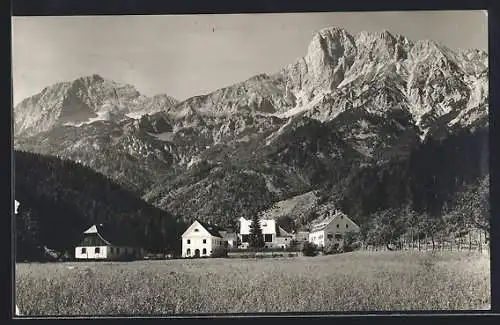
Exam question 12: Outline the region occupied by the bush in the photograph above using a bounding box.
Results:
[302,241,318,257]
[211,246,229,258]
[345,241,362,252]
[323,242,342,255]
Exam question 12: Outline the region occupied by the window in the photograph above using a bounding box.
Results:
[110,247,114,253]
[116,248,120,254]
[194,228,199,232]
[202,248,207,255]
[346,224,349,228]
[81,248,86,254]
[95,247,100,254]
[186,248,191,256]
[242,235,249,243]
[336,224,339,228]
[335,234,342,240]
[203,239,207,244]
[187,239,191,244]
[264,234,272,242]
[341,215,344,219]
[327,234,333,239]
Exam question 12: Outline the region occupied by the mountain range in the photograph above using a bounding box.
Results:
[13,27,489,235]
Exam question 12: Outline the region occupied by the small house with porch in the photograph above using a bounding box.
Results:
[75,224,145,260]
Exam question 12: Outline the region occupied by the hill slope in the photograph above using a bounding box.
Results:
[14,150,185,260]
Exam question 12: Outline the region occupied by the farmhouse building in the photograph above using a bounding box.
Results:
[238,216,293,249]
[75,224,145,260]
[308,210,360,248]
[182,220,226,258]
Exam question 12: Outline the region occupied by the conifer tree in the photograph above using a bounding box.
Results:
[248,214,265,249]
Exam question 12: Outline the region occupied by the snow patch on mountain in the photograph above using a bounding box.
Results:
[64,109,114,127]
[277,91,329,119]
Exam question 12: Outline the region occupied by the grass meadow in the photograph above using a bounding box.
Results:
[15,251,490,316]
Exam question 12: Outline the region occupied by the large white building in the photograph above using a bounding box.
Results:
[238,216,293,249]
[181,220,226,258]
[308,210,360,248]
[75,224,145,260]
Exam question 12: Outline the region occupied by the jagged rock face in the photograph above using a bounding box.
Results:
[275,28,487,135]
[14,74,178,137]
[280,28,357,107]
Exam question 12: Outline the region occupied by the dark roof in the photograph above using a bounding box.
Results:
[276,219,294,234]
[196,219,224,238]
[83,223,142,247]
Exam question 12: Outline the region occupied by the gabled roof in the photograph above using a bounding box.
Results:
[80,224,142,247]
[310,210,356,232]
[189,219,225,238]
[276,218,294,234]
[277,226,293,237]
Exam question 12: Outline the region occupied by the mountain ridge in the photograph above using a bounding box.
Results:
[13,26,489,233]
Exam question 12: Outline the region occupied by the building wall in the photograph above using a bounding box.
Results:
[182,235,226,257]
[107,246,138,259]
[294,232,309,242]
[273,236,292,249]
[239,217,277,235]
[238,233,292,249]
[309,231,325,247]
[75,245,140,260]
[75,246,108,259]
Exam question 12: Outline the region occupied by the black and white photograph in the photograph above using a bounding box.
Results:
[11,9,490,316]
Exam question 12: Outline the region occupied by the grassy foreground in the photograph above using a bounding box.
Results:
[15,251,490,316]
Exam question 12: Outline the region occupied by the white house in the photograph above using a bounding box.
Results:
[308,210,360,248]
[238,216,293,249]
[75,224,145,260]
[181,220,226,258]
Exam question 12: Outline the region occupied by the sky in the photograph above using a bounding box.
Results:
[11,10,488,106]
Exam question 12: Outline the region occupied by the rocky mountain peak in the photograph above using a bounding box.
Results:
[354,30,411,61]
[305,27,357,69]
[14,75,177,136]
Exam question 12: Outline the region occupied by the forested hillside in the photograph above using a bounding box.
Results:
[14,150,185,261]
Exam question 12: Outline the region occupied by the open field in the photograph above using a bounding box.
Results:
[15,251,490,316]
